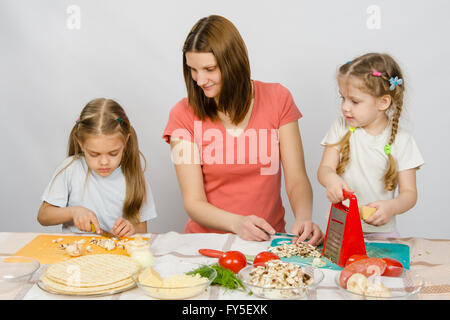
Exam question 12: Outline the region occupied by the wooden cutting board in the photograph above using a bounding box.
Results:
[13,235,149,265]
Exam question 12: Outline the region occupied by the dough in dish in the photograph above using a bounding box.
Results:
[41,254,140,295]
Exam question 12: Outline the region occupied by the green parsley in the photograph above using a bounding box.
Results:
[186,263,245,291]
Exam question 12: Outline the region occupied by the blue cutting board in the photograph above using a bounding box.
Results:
[269,238,410,271]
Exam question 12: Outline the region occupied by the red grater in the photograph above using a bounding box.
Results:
[321,190,366,267]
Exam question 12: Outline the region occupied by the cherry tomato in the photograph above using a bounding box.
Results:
[253,251,281,266]
[381,258,403,277]
[345,254,369,267]
[218,251,247,273]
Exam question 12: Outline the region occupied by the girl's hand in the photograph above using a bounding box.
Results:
[71,206,101,233]
[111,217,135,238]
[291,219,324,246]
[233,215,276,242]
[364,200,396,226]
[325,176,353,204]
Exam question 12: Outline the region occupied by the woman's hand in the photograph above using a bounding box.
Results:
[111,217,136,238]
[233,215,276,242]
[291,219,324,246]
[70,206,101,233]
[325,175,353,204]
[364,200,396,226]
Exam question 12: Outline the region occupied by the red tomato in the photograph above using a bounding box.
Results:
[253,251,280,266]
[218,251,247,273]
[345,254,369,267]
[382,258,403,277]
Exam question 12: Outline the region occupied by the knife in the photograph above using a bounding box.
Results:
[90,223,117,238]
[256,226,297,238]
[99,230,117,238]
[273,232,297,238]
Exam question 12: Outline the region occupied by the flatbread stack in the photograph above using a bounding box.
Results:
[41,254,140,295]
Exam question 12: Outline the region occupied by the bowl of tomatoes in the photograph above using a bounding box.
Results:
[336,255,424,300]
[335,270,424,300]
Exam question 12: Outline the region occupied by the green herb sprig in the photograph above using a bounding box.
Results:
[186,263,245,291]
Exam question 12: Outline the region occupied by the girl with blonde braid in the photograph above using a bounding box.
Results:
[318,53,424,238]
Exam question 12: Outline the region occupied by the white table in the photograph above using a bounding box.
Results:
[1,231,449,300]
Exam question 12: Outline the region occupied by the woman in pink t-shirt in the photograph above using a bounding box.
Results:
[163,15,323,244]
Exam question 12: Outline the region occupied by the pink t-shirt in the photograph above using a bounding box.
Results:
[163,80,302,233]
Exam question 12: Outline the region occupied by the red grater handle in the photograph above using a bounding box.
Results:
[342,189,355,200]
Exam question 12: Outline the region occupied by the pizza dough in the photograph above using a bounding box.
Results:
[41,254,140,295]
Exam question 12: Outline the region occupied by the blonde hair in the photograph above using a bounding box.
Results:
[61,98,147,224]
[182,15,253,125]
[332,53,405,191]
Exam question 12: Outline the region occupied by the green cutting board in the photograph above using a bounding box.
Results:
[268,238,410,271]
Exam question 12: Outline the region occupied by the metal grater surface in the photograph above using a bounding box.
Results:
[323,206,347,263]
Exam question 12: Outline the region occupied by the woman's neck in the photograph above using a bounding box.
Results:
[216,80,254,118]
[217,81,254,128]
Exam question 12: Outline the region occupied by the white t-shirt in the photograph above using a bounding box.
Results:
[41,156,157,233]
[320,117,424,233]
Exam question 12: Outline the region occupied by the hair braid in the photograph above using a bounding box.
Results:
[383,90,403,191]
[331,130,352,175]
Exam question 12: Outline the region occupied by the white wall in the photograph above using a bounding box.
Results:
[1,0,449,238]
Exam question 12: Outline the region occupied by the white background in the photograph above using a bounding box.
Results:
[1,0,449,238]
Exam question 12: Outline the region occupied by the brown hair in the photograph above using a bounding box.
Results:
[63,98,147,224]
[182,15,252,125]
[332,53,405,191]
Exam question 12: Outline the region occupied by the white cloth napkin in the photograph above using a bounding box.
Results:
[150,231,231,256]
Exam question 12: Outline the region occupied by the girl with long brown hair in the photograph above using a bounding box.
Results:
[38,98,157,237]
[318,53,424,238]
[163,15,323,244]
